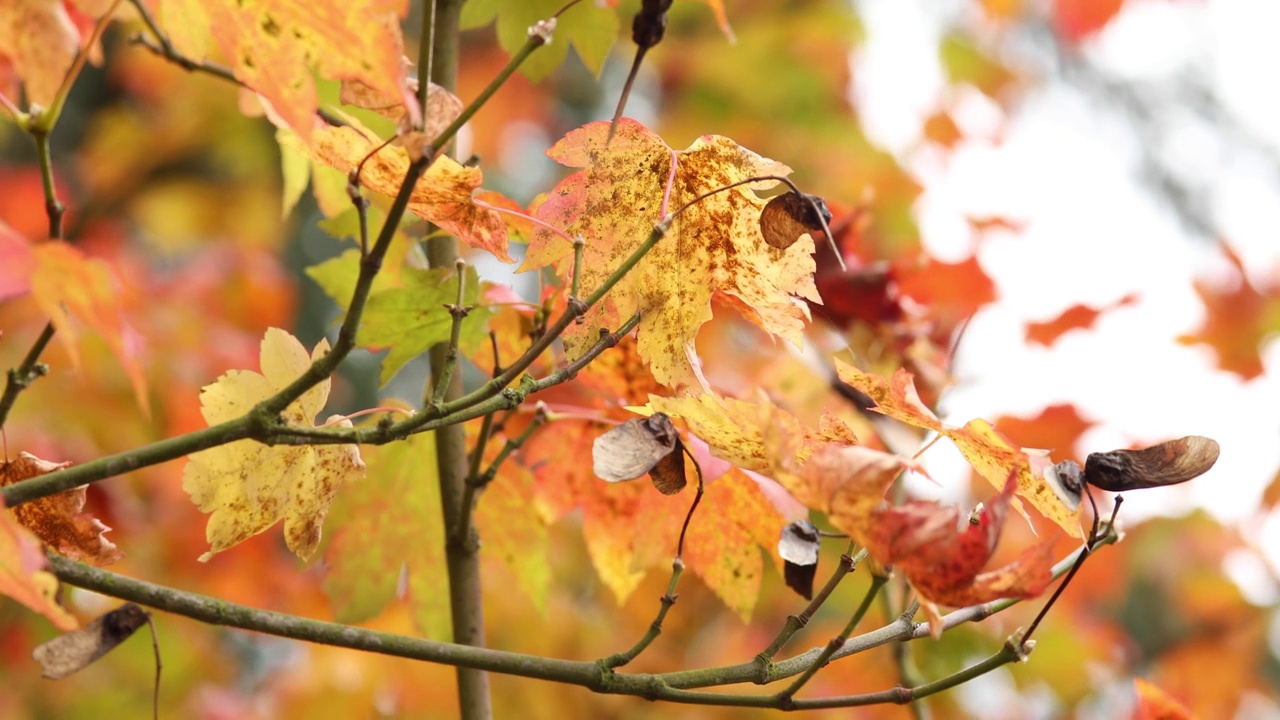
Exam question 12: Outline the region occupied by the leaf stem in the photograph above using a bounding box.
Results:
[601,557,686,670]
[430,258,471,406]
[755,545,864,673]
[778,570,889,701]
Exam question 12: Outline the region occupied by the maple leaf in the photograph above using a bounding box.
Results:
[310,258,491,386]
[460,0,620,82]
[836,360,1083,537]
[324,431,451,639]
[289,114,513,261]
[0,0,101,108]
[1052,0,1126,44]
[894,250,997,322]
[0,452,122,566]
[183,327,366,561]
[198,0,409,140]
[524,118,819,389]
[1025,293,1138,347]
[995,403,1096,465]
[1132,677,1196,720]
[864,476,1055,635]
[1178,244,1280,380]
[0,231,150,414]
[0,499,77,631]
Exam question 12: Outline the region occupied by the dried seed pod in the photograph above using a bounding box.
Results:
[1043,459,1085,509]
[592,413,687,495]
[33,603,150,679]
[778,520,821,599]
[759,192,832,250]
[1082,436,1220,492]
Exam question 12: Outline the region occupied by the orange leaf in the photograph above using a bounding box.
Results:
[0,453,122,566]
[1133,677,1197,720]
[894,251,997,321]
[837,361,1083,537]
[995,403,1096,465]
[0,219,35,300]
[1053,0,1126,44]
[204,0,408,140]
[1025,293,1138,347]
[296,115,512,261]
[0,498,77,630]
[1178,244,1280,380]
[0,0,82,107]
[523,118,819,389]
[29,241,149,413]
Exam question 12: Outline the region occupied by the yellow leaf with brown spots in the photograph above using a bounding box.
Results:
[202,0,409,140]
[183,328,365,561]
[523,118,820,390]
[0,499,76,631]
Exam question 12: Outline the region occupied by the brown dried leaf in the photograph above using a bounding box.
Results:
[0,452,122,566]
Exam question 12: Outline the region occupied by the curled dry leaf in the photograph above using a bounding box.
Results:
[836,360,1083,537]
[0,452,123,566]
[866,475,1056,636]
[1083,436,1220,492]
[778,519,820,599]
[592,413,687,495]
[33,603,149,679]
[759,192,832,250]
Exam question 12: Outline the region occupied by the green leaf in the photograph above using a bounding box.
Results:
[359,264,493,386]
[323,430,452,640]
[461,0,620,81]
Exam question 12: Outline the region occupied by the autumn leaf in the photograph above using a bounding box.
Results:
[836,360,1083,537]
[995,403,1096,465]
[894,250,997,323]
[324,430,451,640]
[0,497,77,631]
[473,435,550,615]
[0,0,97,107]
[25,240,149,414]
[1025,293,1138,347]
[522,118,819,389]
[1178,244,1280,381]
[460,0,620,82]
[201,0,409,140]
[291,114,513,261]
[1053,0,1126,44]
[0,452,122,566]
[1132,677,1196,720]
[183,328,365,561]
[865,475,1055,634]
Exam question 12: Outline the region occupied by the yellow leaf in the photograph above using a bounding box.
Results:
[0,499,77,631]
[524,119,820,390]
[183,327,365,561]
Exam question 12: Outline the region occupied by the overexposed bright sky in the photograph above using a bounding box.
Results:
[852,0,1280,529]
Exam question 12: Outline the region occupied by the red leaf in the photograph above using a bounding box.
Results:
[1053,0,1127,44]
[1025,293,1138,347]
[895,252,997,321]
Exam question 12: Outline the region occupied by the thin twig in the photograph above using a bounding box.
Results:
[778,571,890,701]
[430,258,472,406]
[754,545,864,676]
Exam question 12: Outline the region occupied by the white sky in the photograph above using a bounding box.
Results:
[851,0,1280,530]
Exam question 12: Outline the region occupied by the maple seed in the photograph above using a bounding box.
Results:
[33,603,150,679]
[1083,435,1220,492]
[759,192,832,250]
[778,520,821,599]
[592,413,687,494]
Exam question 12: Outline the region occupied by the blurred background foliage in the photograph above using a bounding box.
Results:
[1,0,1278,717]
